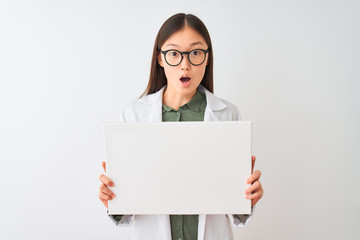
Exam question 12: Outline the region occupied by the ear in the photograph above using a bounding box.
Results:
[158,52,164,67]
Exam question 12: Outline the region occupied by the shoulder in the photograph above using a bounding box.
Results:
[119,99,151,122]
[215,97,242,121]
[219,97,241,120]
[119,88,164,122]
[200,85,241,121]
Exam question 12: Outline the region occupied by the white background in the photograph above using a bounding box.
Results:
[0,0,359,239]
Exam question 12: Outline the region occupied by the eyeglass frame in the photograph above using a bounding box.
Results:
[159,48,209,66]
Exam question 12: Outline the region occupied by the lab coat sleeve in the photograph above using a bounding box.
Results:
[107,210,135,227]
[227,205,256,227]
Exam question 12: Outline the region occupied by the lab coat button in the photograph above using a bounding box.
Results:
[178,238,182,240]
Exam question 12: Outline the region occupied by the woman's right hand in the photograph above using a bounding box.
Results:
[99,161,116,208]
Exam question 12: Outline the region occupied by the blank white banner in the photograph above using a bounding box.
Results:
[104,121,252,215]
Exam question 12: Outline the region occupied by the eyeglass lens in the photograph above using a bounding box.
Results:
[165,50,206,66]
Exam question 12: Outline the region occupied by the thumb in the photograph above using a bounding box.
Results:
[102,161,106,173]
[251,156,256,174]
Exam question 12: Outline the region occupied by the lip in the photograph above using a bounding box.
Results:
[180,74,191,80]
[179,74,192,87]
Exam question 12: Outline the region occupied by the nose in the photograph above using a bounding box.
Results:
[180,55,191,70]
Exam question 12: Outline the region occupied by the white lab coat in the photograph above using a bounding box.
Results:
[109,84,255,240]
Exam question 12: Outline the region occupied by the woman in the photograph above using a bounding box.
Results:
[99,13,263,240]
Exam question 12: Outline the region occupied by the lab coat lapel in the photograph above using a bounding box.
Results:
[157,215,172,240]
[200,85,227,122]
[198,214,207,240]
[204,108,220,121]
[139,86,165,122]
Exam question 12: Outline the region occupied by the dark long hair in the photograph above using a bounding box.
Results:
[141,13,214,97]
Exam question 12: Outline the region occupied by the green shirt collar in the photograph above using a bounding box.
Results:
[162,89,205,112]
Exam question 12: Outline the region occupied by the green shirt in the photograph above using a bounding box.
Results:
[111,89,206,240]
[162,89,206,122]
[163,89,206,240]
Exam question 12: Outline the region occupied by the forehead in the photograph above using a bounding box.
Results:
[162,26,208,49]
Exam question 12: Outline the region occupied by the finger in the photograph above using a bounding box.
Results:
[246,187,264,202]
[99,174,114,187]
[251,156,256,174]
[245,190,262,200]
[246,170,261,184]
[99,191,113,201]
[252,198,260,207]
[251,187,264,206]
[99,192,111,208]
[100,197,108,208]
[245,181,261,194]
[99,184,116,198]
[102,200,108,208]
[102,161,106,173]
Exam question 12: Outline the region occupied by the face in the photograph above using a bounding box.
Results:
[158,26,209,97]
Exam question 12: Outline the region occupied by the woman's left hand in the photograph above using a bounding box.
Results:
[245,156,264,207]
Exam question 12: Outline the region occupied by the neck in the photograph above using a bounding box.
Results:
[162,87,197,110]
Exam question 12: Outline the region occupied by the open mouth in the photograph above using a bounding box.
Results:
[180,77,191,83]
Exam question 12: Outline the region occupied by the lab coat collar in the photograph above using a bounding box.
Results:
[197,85,227,112]
[138,84,227,113]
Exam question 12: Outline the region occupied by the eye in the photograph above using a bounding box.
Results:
[191,50,201,56]
[168,51,179,57]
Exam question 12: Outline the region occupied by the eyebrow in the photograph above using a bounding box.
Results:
[164,41,205,48]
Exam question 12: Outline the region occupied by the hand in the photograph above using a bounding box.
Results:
[99,161,116,208]
[245,156,263,207]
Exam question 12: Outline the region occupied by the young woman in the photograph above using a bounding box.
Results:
[99,13,263,240]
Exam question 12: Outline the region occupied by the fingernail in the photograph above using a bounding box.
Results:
[112,194,116,198]
[109,183,114,187]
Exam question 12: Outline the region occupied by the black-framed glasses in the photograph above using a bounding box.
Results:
[160,48,209,66]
